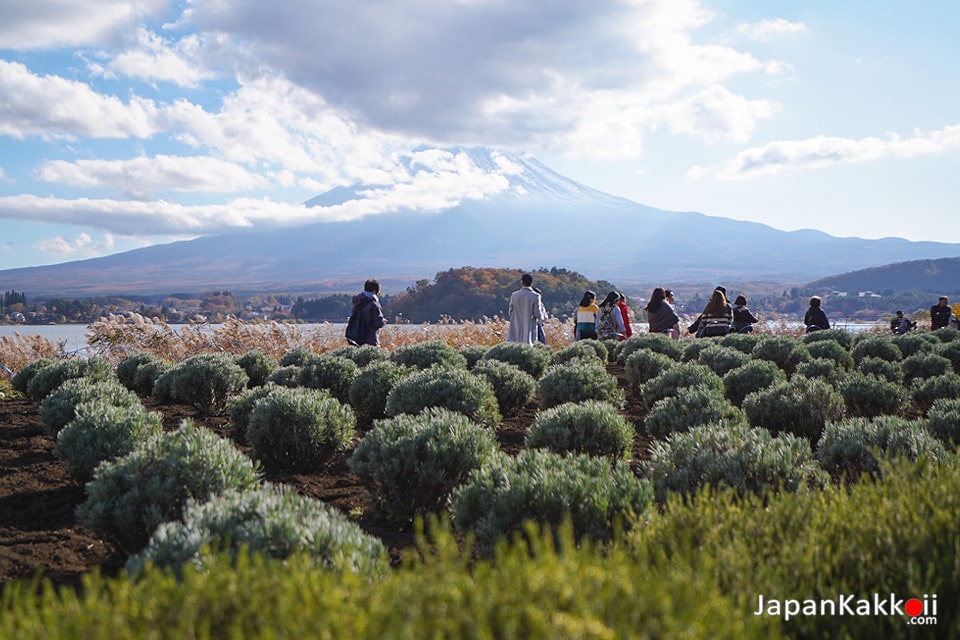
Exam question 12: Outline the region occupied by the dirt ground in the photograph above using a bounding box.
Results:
[0,363,646,592]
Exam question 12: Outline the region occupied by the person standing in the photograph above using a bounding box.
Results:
[617,293,633,340]
[597,291,628,341]
[574,290,600,340]
[732,294,760,333]
[931,296,952,330]
[804,296,830,333]
[890,310,916,335]
[644,287,680,339]
[533,287,548,344]
[507,274,545,344]
[348,279,386,346]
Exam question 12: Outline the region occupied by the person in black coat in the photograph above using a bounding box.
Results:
[804,296,829,333]
[732,295,759,333]
[931,296,952,330]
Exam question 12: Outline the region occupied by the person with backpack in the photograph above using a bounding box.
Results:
[346,279,386,346]
[597,291,627,341]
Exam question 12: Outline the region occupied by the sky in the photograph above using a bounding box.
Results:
[1,0,959,270]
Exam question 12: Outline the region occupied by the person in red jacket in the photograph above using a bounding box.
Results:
[616,293,633,340]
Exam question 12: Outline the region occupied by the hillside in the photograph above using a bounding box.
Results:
[805,257,960,295]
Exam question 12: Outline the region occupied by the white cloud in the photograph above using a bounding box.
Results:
[0,0,168,49]
[34,155,270,198]
[0,61,161,139]
[715,124,960,179]
[649,85,779,143]
[33,232,115,259]
[737,19,807,42]
[94,27,215,87]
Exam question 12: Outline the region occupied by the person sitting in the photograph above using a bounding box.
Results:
[804,296,830,333]
[890,310,916,335]
[574,290,599,340]
[732,294,759,333]
[644,287,680,339]
[692,287,732,338]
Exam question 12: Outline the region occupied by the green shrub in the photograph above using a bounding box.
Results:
[297,356,359,402]
[857,356,903,383]
[792,358,843,384]
[926,398,960,447]
[817,416,946,479]
[348,408,499,525]
[718,332,765,354]
[640,363,723,409]
[624,349,675,390]
[10,357,56,395]
[892,331,938,357]
[644,422,826,502]
[471,359,536,417]
[679,339,714,363]
[910,372,960,413]
[235,350,278,387]
[128,484,387,579]
[644,387,746,440]
[750,336,811,375]
[389,340,467,371]
[804,339,855,371]
[39,377,140,437]
[722,360,786,407]
[851,335,903,364]
[458,345,489,369]
[525,400,635,459]
[601,339,621,362]
[742,376,845,442]
[481,342,553,378]
[25,356,115,401]
[938,339,960,372]
[76,420,261,553]
[932,326,960,343]
[117,352,171,394]
[279,346,318,367]
[153,353,249,415]
[451,449,652,550]
[836,371,908,418]
[696,344,751,376]
[800,327,854,350]
[247,386,357,471]
[265,364,302,388]
[385,367,501,427]
[55,400,163,480]
[537,359,623,410]
[326,345,388,368]
[616,334,683,363]
[228,383,281,443]
[901,351,953,381]
[348,360,412,425]
[553,341,605,366]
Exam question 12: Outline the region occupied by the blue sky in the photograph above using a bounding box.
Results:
[1,0,958,270]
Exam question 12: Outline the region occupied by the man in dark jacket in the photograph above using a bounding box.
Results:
[931,296,952,330]
[349,279,386,346]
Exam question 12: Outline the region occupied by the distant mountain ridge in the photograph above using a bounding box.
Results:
[1,147,959,297]
[805,257,960,294]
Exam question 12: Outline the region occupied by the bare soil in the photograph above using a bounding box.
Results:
[0,363,647,591]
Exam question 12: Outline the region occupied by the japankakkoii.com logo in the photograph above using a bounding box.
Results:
[754,593,937,625]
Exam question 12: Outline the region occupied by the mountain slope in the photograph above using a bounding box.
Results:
[2,148,959,297]
[805,257,960,294]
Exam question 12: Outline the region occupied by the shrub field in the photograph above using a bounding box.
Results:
[0,314,958,638]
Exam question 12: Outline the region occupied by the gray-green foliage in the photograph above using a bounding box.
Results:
[851,335,903,364]
[857,356,903,383]
[750,336,811,375]
[76,420,261,553]
[640,363,723,409]
[837,372,908,418]
[265,365,302,388]
[297,356,359,402]
[926,398,960,447]
[800,327,854,350]
[482,342,553,378]
[116,352,171,395]
[624,349,674,390]
[326,345,388,368]
[804,339,855,371]
[817,416,946,479]
[536,359,622,409]
[348,360,411,424]
[525,400,635,459]
[910,372,960,413]
[932,327,960,343]
[722,360,786,407]
[39,377,140,437]
[718,332,765,354]
[696,344,751,376]
[389,340,467,371]
[644,387,746,440]
[644,422,827,502]
[56,400,164,481]
[937,340,960,372]
[11,357,56,395]
[616,334,683,364]
[279,347,318,367]
[553,341,605,366]
[458,345,489,369]
[679,340,714,363]
[742,376,845,442]
[235,350,279,387]
[892,331,938,357]
[228,383,281,443]
[153,353,249,415]
[451,449,652,550]
[385,367,501,427]
[246,386,356,471]
[25,356,115,401]
[127,485,387,579]
[348,408,500,525]
[470,359,535,417]
[901,351,953,381]
[793,358,844,384]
